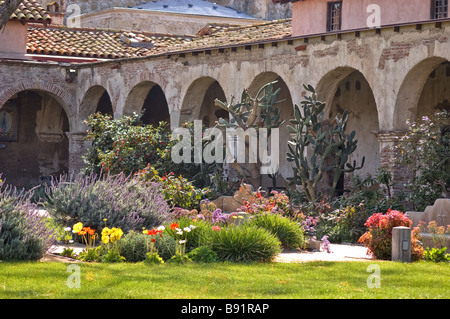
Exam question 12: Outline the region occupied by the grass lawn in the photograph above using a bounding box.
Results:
[0,260,448,299]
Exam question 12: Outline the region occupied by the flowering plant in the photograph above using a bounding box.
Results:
[358,209,422,260]
[395,111,450,210]
[166,222,197,264]
[236,188,294,217]
[142,226,166,265]
[73,222,97,249]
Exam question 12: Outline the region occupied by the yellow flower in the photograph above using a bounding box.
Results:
[101,227,111,236]
[101,235,109,244]
[114,228,123,240]
[73,222,83,233]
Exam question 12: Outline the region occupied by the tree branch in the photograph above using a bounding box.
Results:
[0,0,23,30]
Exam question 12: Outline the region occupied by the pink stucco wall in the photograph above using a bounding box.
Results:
[292,0,436,37]
[0,21,28,59]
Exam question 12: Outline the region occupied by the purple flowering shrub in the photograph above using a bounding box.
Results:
[44,173,170,233]
[0,179,56,261]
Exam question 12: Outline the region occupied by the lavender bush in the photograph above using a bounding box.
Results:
[0,179,56,261]
[44,173,170,233]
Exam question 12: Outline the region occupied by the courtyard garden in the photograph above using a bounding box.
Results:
[0,84,449,300]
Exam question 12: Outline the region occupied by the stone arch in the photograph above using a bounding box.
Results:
[79,85,113,121]
[0,89,70,186]
[315,67,380,193]
[180,76,227,127]
[0,80,75,122]
[124,81,170,126]
[394,57,450,129]
[247,71,295,188]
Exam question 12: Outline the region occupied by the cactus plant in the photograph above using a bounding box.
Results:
[214,81,284,188]
[286,84,364,202]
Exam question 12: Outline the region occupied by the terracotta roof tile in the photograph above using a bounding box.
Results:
[2,0,51,24]
[27,25,193,58]
[183,19,292,51]
[26,19,292,60]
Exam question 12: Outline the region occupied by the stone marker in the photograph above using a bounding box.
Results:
[392,226,411,262]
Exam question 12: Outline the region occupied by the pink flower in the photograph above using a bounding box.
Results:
[212,226,221,231]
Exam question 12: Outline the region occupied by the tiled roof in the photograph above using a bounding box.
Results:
[26,19,293,60]
[27,25,194,59]
[182,19,293,52]
[2,0,51,24]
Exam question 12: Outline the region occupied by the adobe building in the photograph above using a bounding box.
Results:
[0,0,449,193]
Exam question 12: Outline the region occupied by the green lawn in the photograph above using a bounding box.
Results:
[0,260,448,299]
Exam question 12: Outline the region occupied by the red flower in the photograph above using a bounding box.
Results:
[151,238,156,243]
[147,229,157,236]
[170,222,179,230]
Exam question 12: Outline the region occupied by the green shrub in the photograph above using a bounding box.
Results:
[137,166,209,210]
[423,247,450,263]
[118,230,176,262]
[0,183,56,261]
[82,113,171,177]
[43,173,170,234]
[164,218,214,253]
[187,245,218,263]
[249,213,306,250]
[209,224,282,263]
[83,113,224,191]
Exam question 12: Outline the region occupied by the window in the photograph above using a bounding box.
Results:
[327,1,342,32]
[431,0,448,19]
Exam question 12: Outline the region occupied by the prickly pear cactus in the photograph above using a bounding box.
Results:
[286,84,364,202]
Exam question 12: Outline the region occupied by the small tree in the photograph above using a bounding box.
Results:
[286,84,364,202]
[395,110,450,211]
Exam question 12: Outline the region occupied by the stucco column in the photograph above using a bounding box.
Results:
[374,130,411,196]
[66,132,91,175]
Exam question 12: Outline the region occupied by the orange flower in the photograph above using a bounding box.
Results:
[88,228,95,236]
[170,222,179,230]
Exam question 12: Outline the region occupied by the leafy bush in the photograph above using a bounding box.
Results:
[249,213,305,250]
[358,209,422,261]
[83,114,225,192]
[0,183,56,261]
[118,230,176,262]
[82,113,171,176]
[43,173,170,234]
[136,165,210,210]
[209,224,282,263]
[163,218,213,253]
[395,111,450,210]
[187,245,218,263]
[423,247,450,263]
